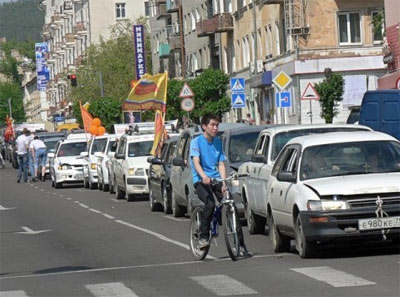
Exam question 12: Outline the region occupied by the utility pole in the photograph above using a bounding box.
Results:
[251,0,258,121]
[8,98,12,119]
[178,1,185,78]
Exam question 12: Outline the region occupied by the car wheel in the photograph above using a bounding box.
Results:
[98,178,103,191]
[269,214,291,253]
[109,174,114,194]
[171,190,184,217]
[89,177,97,190]
[295,215,316,258]
[54,176,62,189]
[115,178,124,200]
[246,204,265,234]
[149,187,161,211]
[102,180,109,192]
[84,177,89,189]
[51,174,55,187]
[162,185,172,214]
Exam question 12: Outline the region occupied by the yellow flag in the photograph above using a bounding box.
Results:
[123,72,168,112]
[150,110,165,156]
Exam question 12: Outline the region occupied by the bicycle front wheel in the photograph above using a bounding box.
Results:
[189,207,209,261]
[222,205,240,261]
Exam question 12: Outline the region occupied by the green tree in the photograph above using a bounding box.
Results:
[0,82,25,122]
[165,69,231,123]
[88,97,122,132]
[314,69,344,123]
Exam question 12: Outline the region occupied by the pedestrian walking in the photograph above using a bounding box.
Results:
[29,136,47,181]
[26,132,35,181]
[15,128,30,183]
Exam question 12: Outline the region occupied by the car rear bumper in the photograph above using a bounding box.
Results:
[55,169,84,183]
[299,206,400,242]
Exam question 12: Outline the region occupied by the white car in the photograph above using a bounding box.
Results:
[48,138,88,188]
[95,135,117,192]
[238,124,372,234]
[81,135,109,189]
[266,131,400,258]
[113,133,154,201]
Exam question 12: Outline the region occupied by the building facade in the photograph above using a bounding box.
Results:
[40,0,149,121]
[149,0,386,124]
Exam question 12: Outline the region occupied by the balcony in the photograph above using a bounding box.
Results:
[159,43,170,58]
[196,13,233,37]
[73,22,87,36]
[65,33,75,46]
[156,3,170,20]
[169,34,182,50]
[166,0,180,13]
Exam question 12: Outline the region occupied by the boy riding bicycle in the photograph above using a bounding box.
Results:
[190,113,252,258]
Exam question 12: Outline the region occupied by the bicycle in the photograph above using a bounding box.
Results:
[189,175,240,261]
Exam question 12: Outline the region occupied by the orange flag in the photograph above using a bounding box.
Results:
[80,101,93,132]
[150,110,165,156]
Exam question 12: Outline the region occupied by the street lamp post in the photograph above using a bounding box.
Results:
[8,98,12,119]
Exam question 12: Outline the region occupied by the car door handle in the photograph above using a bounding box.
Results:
[280,190,283,196]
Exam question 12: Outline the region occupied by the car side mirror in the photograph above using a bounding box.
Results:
[277,172,296,183]
[172,157,185,167]
[115,153,125,160]
[94,152,103,158]
[80,151,88,157]
[151,158,164,165]
[251,154,267,163]
[107,152,115,158]
[47,152,55,158]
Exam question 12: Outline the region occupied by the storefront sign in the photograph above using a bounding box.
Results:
[134,25,146,80]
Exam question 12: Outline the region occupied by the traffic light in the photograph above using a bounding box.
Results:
[67,74,77,87]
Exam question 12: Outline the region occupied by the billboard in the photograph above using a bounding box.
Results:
[35,42,50,91]
[133,24,146,80]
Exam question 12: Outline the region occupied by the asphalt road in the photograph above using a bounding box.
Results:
[0,165,399,297]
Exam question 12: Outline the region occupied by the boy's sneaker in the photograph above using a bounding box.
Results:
[239,246,253,258]
[198,238,210,249]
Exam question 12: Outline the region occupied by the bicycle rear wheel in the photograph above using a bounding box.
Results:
[222,205,240,261]
[189,207,210,261]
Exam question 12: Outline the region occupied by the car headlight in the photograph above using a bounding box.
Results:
[307,199,351,211]
[58,164,71,170]
[128,168,145,176]
[128,168,136,176]
[90,163,97,170]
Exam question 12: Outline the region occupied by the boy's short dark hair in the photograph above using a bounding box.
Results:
[201,113,220,130]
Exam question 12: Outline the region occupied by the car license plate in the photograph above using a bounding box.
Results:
[75,173,83,179]
[358,216,400,230]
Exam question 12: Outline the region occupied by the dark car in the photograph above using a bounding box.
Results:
[221,125,269,217]
[147,136,179,213]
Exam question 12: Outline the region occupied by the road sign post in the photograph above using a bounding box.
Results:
[230,78,246,109]
[301,83,320,124]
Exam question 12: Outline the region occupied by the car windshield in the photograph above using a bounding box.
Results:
[128,140,153,157]
[300,141,400,180]
[43,140,59,152]
[107,141,117,153]
[90,138,107,155]
[272,128,370,161]
[57,142,87,157]
[228,131,260,163]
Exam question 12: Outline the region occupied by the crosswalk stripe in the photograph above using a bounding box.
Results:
[0,291,29,297]
[190,274,257,296]
[291,266,376,287]
[86,282,139,297]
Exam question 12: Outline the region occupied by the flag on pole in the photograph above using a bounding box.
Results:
[122,72,168,112]
[4,115,14,141]
[150,110,165,156]
[80,101,93,133]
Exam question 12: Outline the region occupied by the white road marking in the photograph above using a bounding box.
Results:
[0,290,29,297]
[89,208,101,214]
[46,192,50,194]
[67,197,72,200]
[291,266,376,287]
[52,193,57,195]
[190,274,258,296]
[34,186,39,189]
[15,226,51,235]
[76,189,85,192]
[40,189,44,191]
[103,213,115,219]
[115,219,195,252]
[78,203,89,208]
[86,282,139,297]
[163,216,189,222]
[0,205,16,211]
[111,198,124,203]
[59,194,64,197]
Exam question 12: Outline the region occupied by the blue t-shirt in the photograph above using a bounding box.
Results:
[190,134,226,184]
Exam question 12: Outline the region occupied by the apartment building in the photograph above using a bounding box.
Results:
[40,0,149,120]
[377,0,400,89]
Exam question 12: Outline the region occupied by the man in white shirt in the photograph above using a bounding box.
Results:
[15,128,30,183]
[29,136,47,182]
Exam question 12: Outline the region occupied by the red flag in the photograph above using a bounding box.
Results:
[4,115,14,141]
[80,101,93,133]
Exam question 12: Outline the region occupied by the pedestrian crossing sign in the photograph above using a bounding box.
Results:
[230,78,245,93]
[232,93,246,108]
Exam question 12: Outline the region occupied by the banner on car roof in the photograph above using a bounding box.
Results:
[122,72,168,112]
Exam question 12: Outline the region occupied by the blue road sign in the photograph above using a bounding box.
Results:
[55,116,65,122]
[276,92,291,108]
[230,78,245,93]
[232,93,246,108]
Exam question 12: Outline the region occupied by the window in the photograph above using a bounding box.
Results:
[265,25,272,57]
[144,1,150,17]
[190,11,196,31]
[116,3,126,19]
[338,12,361,45]
[372,11,384,44]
